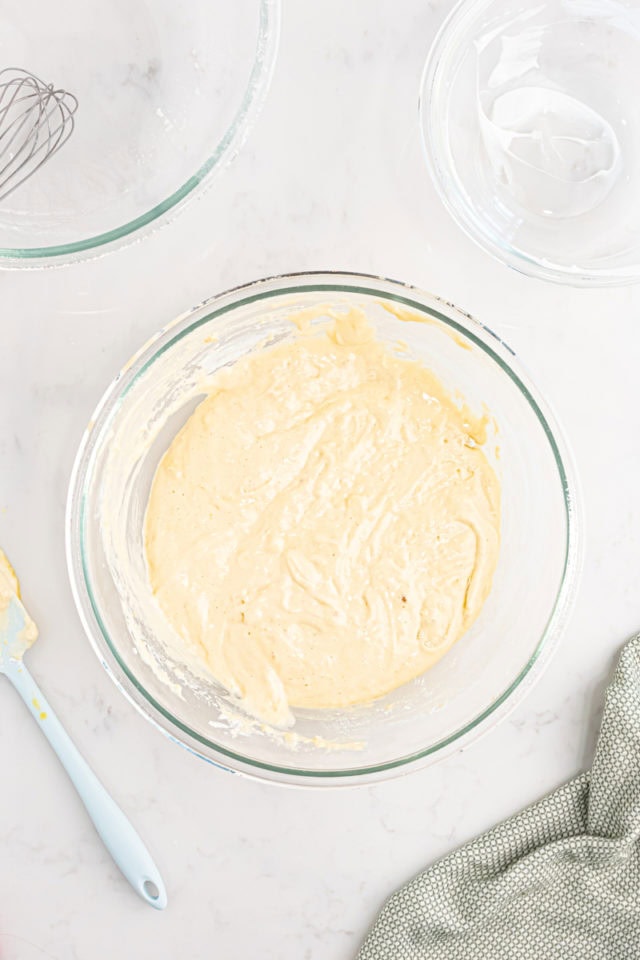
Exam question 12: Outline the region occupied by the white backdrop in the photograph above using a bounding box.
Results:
[1,3,639,958]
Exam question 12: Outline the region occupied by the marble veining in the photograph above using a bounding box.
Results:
[1,2,640,959]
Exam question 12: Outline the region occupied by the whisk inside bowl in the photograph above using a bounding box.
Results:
[0,67,77,203]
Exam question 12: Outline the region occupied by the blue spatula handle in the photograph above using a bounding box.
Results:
[5,657,167,909]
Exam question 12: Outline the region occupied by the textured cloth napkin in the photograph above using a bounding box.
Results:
[358,634,640,959]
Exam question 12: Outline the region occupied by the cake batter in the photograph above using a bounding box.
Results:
[145,309,500,727]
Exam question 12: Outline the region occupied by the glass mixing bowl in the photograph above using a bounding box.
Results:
[0,0,279,266]
[66,273,581,785]
[421,0,640,285]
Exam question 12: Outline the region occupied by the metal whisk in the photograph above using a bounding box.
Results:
[0,67,78,202]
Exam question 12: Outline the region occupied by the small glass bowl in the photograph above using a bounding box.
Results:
[0,0,279,266]
[421,0,640,285]
[66,273,581,786]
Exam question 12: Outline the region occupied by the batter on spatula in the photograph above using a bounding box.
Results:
[145,308,500,726]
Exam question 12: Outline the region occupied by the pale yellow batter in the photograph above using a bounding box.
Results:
[0,550,38,653]
[145,309,500,726]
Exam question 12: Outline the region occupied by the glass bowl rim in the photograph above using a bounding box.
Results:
[65,270,582,786]
[419,0,640,287]
[0,0,280,267]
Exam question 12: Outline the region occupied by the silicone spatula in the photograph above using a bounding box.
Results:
[0,549,167,909]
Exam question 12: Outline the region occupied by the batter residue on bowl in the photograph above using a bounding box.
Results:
[144,308,500,727]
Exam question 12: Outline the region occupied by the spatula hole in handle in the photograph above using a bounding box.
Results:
[143,879,160,901]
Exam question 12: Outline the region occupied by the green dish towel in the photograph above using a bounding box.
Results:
[358,634,640,959]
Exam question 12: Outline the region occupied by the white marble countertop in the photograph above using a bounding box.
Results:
[2,2,640,958]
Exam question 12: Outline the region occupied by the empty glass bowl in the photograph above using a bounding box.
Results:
[0,0,279,265]
[421,0,640,285]
[66,273,581,785]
